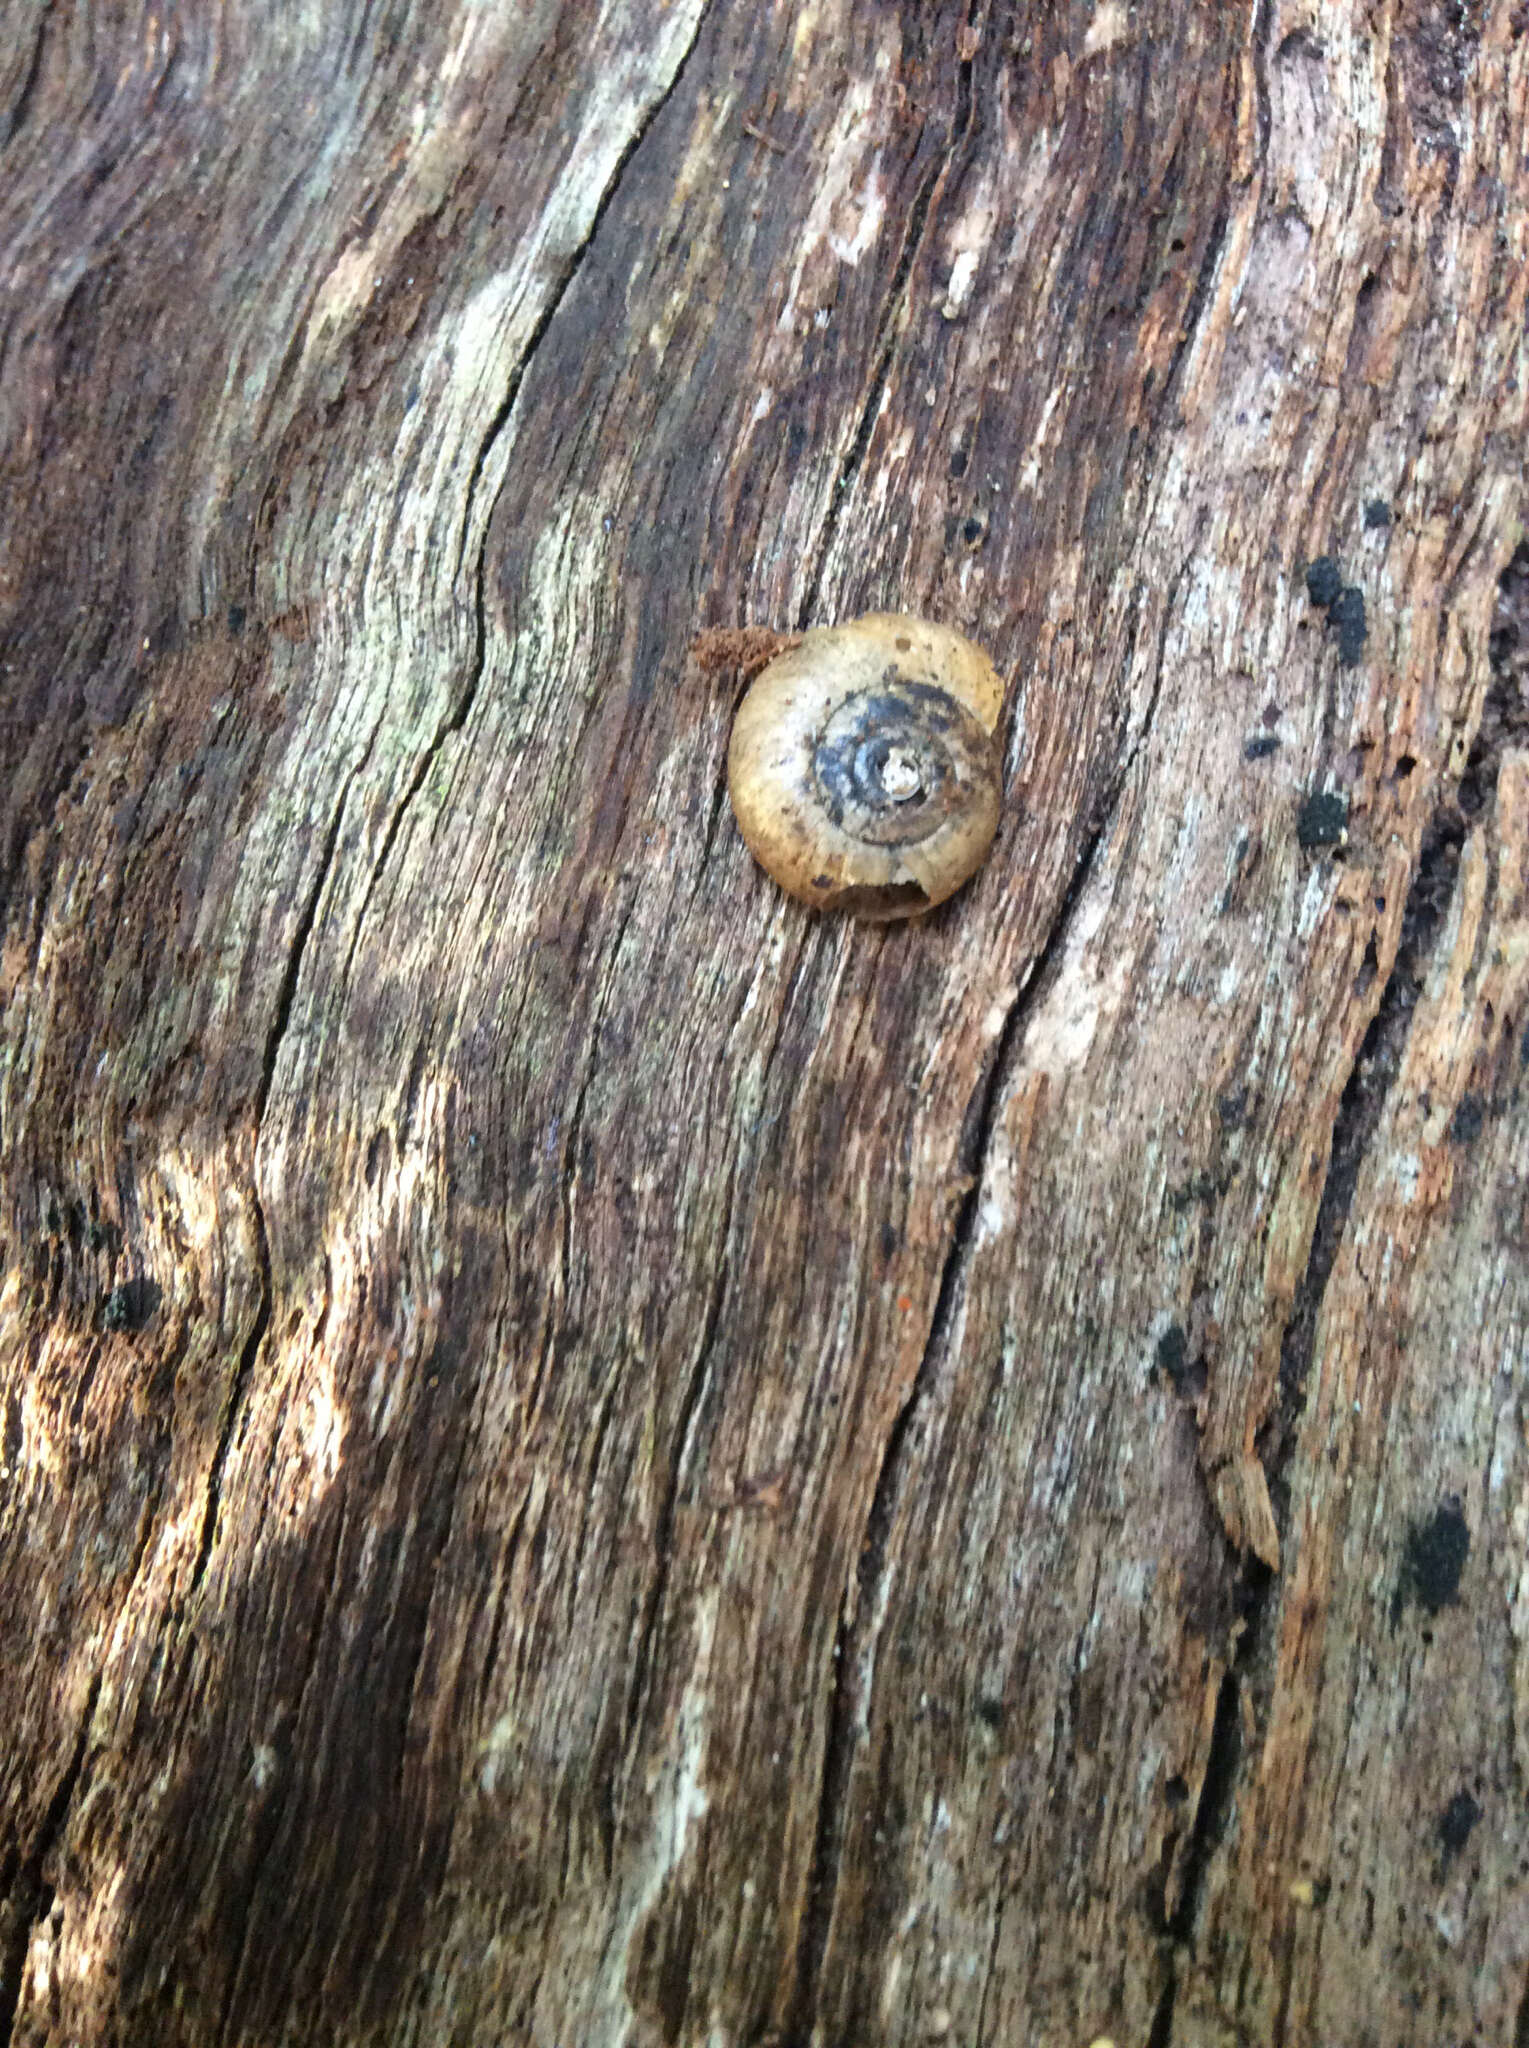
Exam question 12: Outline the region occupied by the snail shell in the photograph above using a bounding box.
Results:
[727,612,1003,920]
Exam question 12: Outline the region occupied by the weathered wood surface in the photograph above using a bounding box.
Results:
[2,2,1526,2042]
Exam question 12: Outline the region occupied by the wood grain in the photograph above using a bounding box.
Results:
[1,2,1525,2043]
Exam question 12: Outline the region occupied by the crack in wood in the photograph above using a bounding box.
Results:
[188,764,358,1598]
[0,14,48,152]
[778,372,1195,2031]
[206,1500,352,2048]
[621,1152,739,1752]
[784,644,1172,2035]
[797,17,979,631]
[1144,1656,1253,2048]
[335,8,715,1008]
[1258,543,1529,1504]
[1143,543,1529,2043]
[0,1673,100,2048]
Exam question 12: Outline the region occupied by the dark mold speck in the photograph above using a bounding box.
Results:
[1297,791,1349,848]
[1243,733,1281,760]
[101,1277,163,1334]
[1450,1093,1485,1144]
[1156,1324,1188,1380]
[1306,556,1344,607]
[1217,1088,1249,1129]
[1154,1323,1204,1398]
[1364,498,1392,529]
[1331,584,1368,666]
[1438,1789,1481,1861]
[1396,1497,1470,1619]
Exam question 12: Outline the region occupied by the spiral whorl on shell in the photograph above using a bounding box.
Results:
[727,613,1004,920]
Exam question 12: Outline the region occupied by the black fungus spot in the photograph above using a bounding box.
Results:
[1164,1773,1189,1807]
[1331,584,1368,666]
[1356,930,1379,998]
[949,445,969,479]
[227,603,247,635]
[1438,1789,1482,1862]
[961,513,988,547]
[1155,1323,1188,1380]
[1306,555,1345,607]
[974,1696,1005,1730]
[1217,1088,1249,1129]
[1397,1497,1470,1619]
[1277,26,1324,60]
[1297,790,1349,848]
[1243,733,1281,760]
[1450,1093,1485,1145]
[1394,753,1417,779]
[1364,498,1392,529]
[101,1277,163,1334]
[1154,1323,1205,1398]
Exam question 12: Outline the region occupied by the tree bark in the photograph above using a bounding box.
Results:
[2,3,1526,2043]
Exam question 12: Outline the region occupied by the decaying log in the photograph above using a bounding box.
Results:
[2,3,1526,2043]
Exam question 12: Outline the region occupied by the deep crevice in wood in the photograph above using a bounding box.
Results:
[782,435,1181,2030]
[0,1674,100,2048]
[203,1502,351,2048]
[622,1163,738,1749]
[0,15,46,151]
[1146,1964,1178,2048]
[341,5,717,1000]
[784,626,1164,2035]
[189,758,356,1595]
[1181,537,1529,2032]
[797,20,978,631]
[1169,1664,1244,1946]
[456,0,714,589]
[1258,538,1529,1503]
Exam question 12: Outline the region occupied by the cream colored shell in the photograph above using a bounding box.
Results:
[727,613,1003,920]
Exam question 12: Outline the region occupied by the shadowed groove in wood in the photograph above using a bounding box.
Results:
[0,1675,99,2048]
[787,579,1177,2034]
[335,4,716,1009]
[1148,1665,1243,2045]
[188,762,360,1596]
[797,0,981,633]
[0,10,46,150]
[1256,537,1529,1578]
